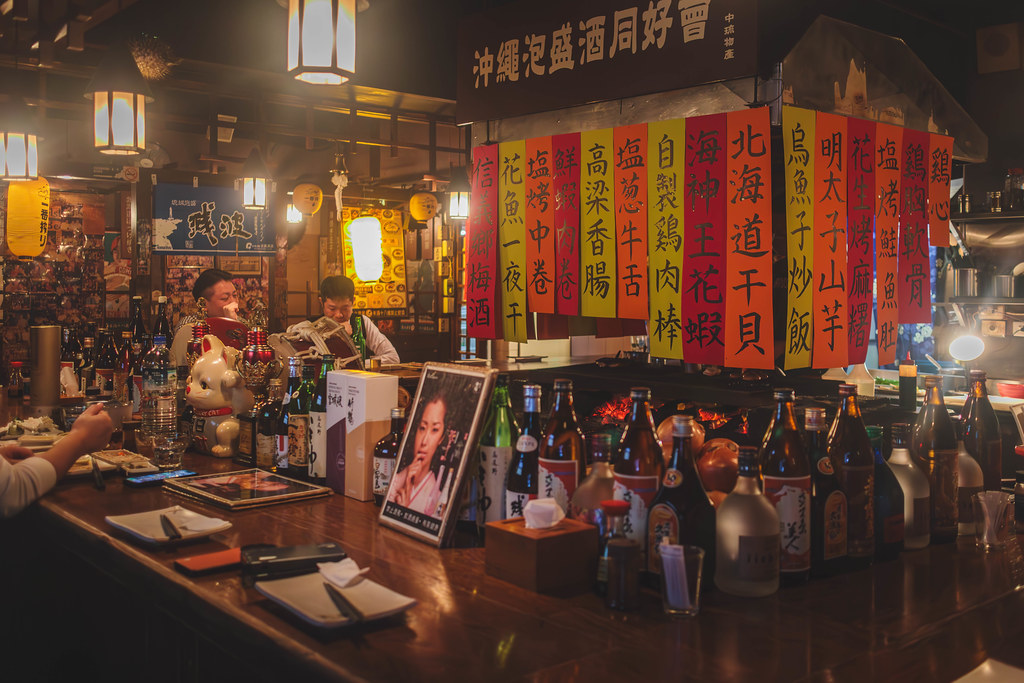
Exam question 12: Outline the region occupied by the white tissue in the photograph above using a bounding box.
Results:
[523,498,566,529]
[319,558,370,588]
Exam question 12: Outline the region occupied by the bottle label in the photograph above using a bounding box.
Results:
[959,486,982,524]
[132,376,143,417]
[537,457,579,512]
[287,416,309,467]
[662,468,683,488]
[276,434,289,469]
[816,458,835,476]
[762,475,811,572]
[142,367,175,392]
[883,512,905,544]
[373,456,395,498]
[647,503,679,574]
[612,473,660,545]
[908,496,930,538]
[505,490,536,519]
[256,434,276,469]
[480,445,513,524]
[836,464,874,558]
[737,534,780,582]
[237,420,253,457]
[515,435,538,453]
[96,368,113,395]
[823,490,848,560]
[308,412,327,479]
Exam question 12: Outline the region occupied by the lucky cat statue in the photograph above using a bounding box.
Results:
[185,334,254,458]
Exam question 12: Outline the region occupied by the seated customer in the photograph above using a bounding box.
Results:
[317,276,400,364]
[0,403,113,518]
[171,268,244,367]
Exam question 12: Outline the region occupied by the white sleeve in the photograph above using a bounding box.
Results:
[170,323,194,369]
[361,315,400,364]
[0,456,58,519]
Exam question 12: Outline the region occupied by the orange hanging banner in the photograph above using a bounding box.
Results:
[613,124,649,320]
[723,107,773,369]
[553,133,581,316]
[875,123,903,366]
[524,137,556,314]
[928,133,953,248]
[846,117,876,366]
[899,128,931,325]
[465,144,501,339]
[812,112,849,369]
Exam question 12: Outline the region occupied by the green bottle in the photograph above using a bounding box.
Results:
[286,364,317,481]
[478,374,519,525]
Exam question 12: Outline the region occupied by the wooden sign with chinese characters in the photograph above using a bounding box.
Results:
[724,108,773,369]
[812,112,848,369]
[614,124,649,319]
[465,144,501,339]
[525,137,556,314]
[782,107,814,370]
[846,118,875,366]
[553,133,581,316]
[899,128,931,325]
[498,141,528,342]
[580,128,616,318]
[928,134,953,247]
[682,113,727,365]
[875,123,903,366]
[647,118,685,359]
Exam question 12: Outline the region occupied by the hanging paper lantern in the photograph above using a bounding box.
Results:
[6,177,49,258]
[347,215,383,281]
[409,192,438,222]
[292,183,323,215]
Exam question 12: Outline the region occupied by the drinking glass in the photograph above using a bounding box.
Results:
[660,544,705,617]
[150,432,189,470]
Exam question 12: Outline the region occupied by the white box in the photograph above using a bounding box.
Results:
[326,370,398,501]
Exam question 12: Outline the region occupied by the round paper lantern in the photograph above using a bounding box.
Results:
[409,192,438,222]
[6,177,49,258]
[292,183,323,215]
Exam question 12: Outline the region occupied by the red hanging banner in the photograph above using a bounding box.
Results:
[613,124,649,320]
[723,107,773,369]
[899,128,931,325]
[812,112,849,369]
[552,133,581,316]
[524,137,556,314]
[846,118,875,366]
[875,123,902,365]
[682,113,727,365]
[928,133,953,247]
[465,144,501,339]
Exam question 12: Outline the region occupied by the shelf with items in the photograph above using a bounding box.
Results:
[950,211,1024,223]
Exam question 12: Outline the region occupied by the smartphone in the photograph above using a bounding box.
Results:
[241,542,347,584]
[174,548,243,576]
[124,469,198,487]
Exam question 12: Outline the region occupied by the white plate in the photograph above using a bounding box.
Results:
[67,454,117,477]
[105,505,232,544]
[255,572,416,628]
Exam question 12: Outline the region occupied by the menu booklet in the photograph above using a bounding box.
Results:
[164,469,332,510]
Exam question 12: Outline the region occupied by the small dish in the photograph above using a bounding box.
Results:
[105,505,232,544]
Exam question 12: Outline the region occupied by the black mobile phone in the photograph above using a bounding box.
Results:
[124,469,198,487]
[240,542,347,584]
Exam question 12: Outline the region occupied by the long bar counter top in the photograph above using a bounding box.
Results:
[5,447,1024,682]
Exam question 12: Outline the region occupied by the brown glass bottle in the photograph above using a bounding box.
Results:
[961,370,1002,491]
[912,376,958,544]
[826,384,875,569]
[538,379,585,512]
[759,389,811,585]
[613,388,664,554]
[806,407,848,577]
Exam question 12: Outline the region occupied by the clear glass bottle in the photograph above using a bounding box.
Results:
[569,433,616,533]
[373,407,406,506]
[868,426,904,561]
[613,387,664,556]
[912,376,958,544]
[506,384,541,518]
[538,379,585,512]
[140,335,176,439]
[961,370,1002,492]
[956,423,984,537]
[715,446,780,597]
[479,375,519,524]
[887,423,930,550]
[826,383,875,569]
[807,407,848,577]
[7,361,24,399]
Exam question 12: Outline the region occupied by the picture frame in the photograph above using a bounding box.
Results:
[164,468,332,510]
[216,254,263,276]
[1010,402,1024,447]
[379,362,497,547]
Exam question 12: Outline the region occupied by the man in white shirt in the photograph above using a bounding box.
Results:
[0,403,113,518]
[317,276,400,364]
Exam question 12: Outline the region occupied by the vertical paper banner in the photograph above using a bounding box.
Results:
[928,133,953,247]
[847,118,876,366]
[782,106,815,369]
[498,140,528,342]
[899,129,931,325]
[465,144,501,339]
[553,133,581,316]
[875,123,903,365]
[647,118,686,359]
[682,113,727,365]
[812,112,849,369]
[614,124,649,320]
[580,129,616,317]
[724,107,774,369]
[524,137,556,314]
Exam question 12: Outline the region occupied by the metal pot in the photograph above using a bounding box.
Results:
[993,274,1015,298]
[953,268,978,298]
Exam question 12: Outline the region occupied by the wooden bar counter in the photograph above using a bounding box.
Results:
[3,445,1024,682]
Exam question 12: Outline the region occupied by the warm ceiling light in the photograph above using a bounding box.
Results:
[0,97,39,180]
[84,44,153,155]
[447,167,470,220]
[348,215,383,281]
[287,0,356,85]
[949,334,985,362]
[286,202,304,223]
[241,148,271,210]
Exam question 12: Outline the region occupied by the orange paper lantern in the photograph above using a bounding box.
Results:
[292,183,323,215]
[409,192,438,222]
[6,177,49,258]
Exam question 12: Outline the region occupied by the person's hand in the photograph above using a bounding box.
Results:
[0,445,35,463]
[68,403,114,453]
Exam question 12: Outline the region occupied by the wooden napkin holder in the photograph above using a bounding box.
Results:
[485,517,598,596]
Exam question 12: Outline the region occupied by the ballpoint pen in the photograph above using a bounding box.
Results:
[160,513,182,540]
[90,455,106,491]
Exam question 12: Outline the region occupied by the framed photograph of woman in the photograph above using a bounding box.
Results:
[379,362,497,546]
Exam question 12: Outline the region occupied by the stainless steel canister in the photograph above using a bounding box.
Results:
[994,274,1015,298]
[953,268,978,298]
[29,325,61,409]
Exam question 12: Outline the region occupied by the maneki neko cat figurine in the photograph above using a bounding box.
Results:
[185,335,254,458]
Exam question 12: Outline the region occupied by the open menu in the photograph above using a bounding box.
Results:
[163,469,332,510]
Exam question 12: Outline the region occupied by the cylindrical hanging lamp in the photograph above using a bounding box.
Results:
[0,97,39,180]
[447,167,470,220]
[241,148,271,210]
[287,0,356,85]
[84,44,154,155]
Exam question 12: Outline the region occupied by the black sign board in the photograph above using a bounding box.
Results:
[456,0,758,124]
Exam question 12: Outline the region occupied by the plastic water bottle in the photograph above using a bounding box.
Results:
[141,335,177,437]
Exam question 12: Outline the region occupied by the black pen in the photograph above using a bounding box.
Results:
[323,582,364,623]
[90,455,105,490]
[159,513,182,540]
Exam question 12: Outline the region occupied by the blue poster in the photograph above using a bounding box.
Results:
[152,184,274,254]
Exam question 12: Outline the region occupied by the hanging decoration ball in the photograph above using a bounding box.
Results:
[408,192,438,222]
[292,183,323,215]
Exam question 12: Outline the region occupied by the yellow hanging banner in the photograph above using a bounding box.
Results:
[498,140,528,342]
[579,128,616,318]
[646,118,685,359]
[782,106,815,369]
[6,177,49,259]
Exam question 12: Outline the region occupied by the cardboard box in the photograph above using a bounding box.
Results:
[485,518,598,596]
[325,370,397,501]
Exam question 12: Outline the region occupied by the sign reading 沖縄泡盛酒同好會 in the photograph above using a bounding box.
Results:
[152,184,274,254]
